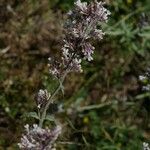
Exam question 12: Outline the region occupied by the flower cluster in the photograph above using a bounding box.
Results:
[35,89,50,110]
[139,68,150,91]
[49,0,110,78]
[143,142,150,150]
[18,124,61,150]
[138,13,150,28]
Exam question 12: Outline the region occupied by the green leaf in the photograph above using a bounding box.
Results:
[45,114,55,122]
[82,135,89,146]
[26,112,39,120]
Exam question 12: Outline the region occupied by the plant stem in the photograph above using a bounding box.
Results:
[39,19,95,127]
[39,71,68,127]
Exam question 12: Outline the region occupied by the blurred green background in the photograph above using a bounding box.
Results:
[0,0,150,149]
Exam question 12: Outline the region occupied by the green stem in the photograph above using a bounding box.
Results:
[39,71,68,127]
[38,19,95,127]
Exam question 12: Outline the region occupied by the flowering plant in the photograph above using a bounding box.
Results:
[139,68,150,91]
[18,0,110,149]
[143,142,150,150]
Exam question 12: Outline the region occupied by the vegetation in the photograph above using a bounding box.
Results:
[0,0,150,149]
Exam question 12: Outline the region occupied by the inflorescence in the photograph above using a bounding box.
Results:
[18,124,61,150]
[139,68,150,91]
[143,142,150,150]
[18,0,110,149]
[49,0,110,78]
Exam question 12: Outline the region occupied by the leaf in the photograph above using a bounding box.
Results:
[26,112,39,120]
[45,114,55,122]
[139,33,150,38]
[82,135,89,146]
[106,30,123,36]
